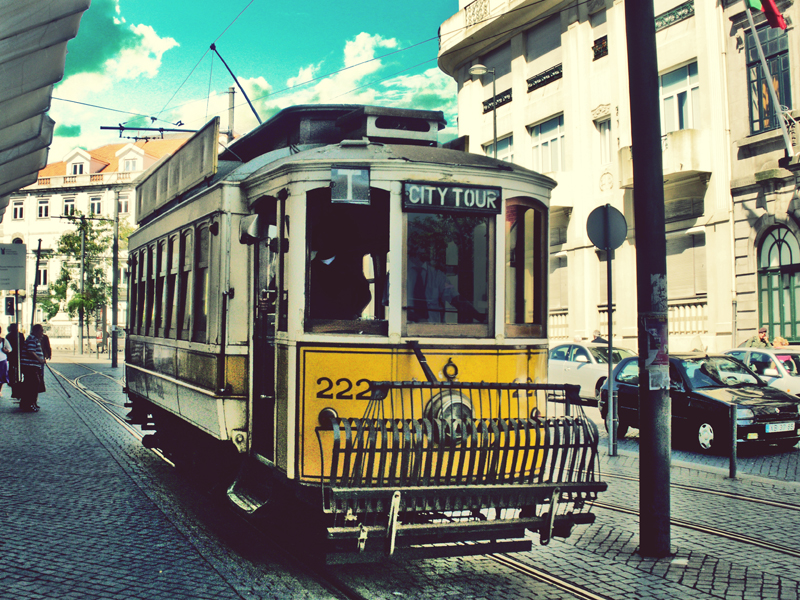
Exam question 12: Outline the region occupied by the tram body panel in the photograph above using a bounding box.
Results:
[297,343,551,482]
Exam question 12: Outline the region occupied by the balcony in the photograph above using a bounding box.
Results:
[619,129,711,189]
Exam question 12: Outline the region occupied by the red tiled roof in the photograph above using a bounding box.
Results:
[37,138,189,177]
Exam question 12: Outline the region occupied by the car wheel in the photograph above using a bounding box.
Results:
[694,420,723,453]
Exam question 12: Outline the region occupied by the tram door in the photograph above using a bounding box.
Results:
[252,211,278,460]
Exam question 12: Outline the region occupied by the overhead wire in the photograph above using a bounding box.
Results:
[56,0,593,133]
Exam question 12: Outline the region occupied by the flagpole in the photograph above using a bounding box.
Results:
[744,0,794,156]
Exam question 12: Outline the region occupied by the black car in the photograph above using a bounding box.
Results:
[598,354,800,453]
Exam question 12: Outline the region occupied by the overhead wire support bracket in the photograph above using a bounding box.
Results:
[210,42,262,125]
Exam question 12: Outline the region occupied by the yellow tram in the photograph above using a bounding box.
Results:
[124,105,606,563]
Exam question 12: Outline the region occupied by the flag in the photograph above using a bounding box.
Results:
[746,0,787,29]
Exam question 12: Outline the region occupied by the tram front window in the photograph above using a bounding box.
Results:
[306,187,389,334]
[405,212,490,332]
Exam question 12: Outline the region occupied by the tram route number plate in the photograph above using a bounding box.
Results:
[765,422,795,433]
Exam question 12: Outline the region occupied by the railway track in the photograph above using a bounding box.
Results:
[48,361,619,600]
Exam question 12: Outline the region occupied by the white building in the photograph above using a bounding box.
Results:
[439,0,799,351]
[0,138,186,350]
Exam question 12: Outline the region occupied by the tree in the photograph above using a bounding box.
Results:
[44,212,116,346]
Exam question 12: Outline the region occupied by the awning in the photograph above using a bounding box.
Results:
[0,0,91,222]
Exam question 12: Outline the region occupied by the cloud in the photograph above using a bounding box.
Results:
[63,0,141,78]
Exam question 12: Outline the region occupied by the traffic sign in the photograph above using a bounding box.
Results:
[586,205,627,251]
[0,244,26,291]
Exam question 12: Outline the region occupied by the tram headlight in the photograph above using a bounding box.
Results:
[424,391,474,445]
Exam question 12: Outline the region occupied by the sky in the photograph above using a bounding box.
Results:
[48,0,460,162]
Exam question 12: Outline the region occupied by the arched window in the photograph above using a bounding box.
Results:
[758,226,800,340]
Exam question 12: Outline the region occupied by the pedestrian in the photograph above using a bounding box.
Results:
[6,323,24,389]
[0,326,11,396]
[743,326,771,348]
[19,324,46,412]
[592,329,608,344]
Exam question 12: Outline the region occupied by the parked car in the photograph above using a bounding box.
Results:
[723,347,800,397]
[548,342,636,401]
[598,354,800,453]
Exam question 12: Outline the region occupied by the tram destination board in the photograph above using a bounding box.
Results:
[402,181,502,214]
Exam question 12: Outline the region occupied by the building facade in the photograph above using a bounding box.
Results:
[439,0,799,351]
[0,138,186,350]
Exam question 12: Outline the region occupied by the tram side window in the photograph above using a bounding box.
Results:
[145,244,156,335]
[305,187,389,334]
[178,229,194,340]
[505,198,547,337]
[405,211,491,334]
[193,224,210,342]
[128,256,137,333]
[155,240,167,336]
[137,248,147,334]
[165,234,179,338]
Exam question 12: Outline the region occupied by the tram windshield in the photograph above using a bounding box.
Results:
[405,212,489,327]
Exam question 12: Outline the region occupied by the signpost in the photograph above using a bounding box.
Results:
[0,243,27,382]
[587,205,627,457]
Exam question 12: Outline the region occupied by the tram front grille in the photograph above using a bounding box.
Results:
[316,382,603,521]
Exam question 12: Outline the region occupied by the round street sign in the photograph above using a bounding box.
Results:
[586,204,627,251]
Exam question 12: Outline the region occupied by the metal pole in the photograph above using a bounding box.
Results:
[210,43,262,125]
[79,217,85,355]
[744,4,793,156]
[729,405,738,479]
[607,218,617,456]
[491,69,497,159]
[30,239,42,332]
[228,86,236,143]
[111,191,119,368]
[625,0,671,557]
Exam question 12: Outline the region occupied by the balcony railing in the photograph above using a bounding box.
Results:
[668,297,707,335]
[548,308,569,339]
[597,305,617,337]
[30,171,142,188]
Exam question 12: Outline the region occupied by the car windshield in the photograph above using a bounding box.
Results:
[774,353,800,376]
[588,346,636,364]
[680,356,761,389]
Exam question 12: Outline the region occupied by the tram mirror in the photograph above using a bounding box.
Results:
[239,215,259,245]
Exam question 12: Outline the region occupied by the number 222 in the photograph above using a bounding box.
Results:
[316,377,371,400]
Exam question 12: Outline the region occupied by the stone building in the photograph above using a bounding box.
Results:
[438,0,799,350]
[0,138,186,351]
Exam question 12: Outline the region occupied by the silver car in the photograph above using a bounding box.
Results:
[548,342,637,401]
[724,347,800,397]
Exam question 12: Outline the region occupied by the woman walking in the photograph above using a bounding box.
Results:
[20,324,46,412]
[0,326,11,396]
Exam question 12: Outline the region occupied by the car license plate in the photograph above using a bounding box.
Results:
[766,422,796,433]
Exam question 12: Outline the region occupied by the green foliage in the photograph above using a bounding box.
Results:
[43,213,116,339]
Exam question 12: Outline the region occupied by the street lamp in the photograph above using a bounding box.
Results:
[468,64,497,160]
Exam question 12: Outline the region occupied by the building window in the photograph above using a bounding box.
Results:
[660,61,700,134]
[597,119,612,165]
[37,267,48,286]
[758,226,800,340]
[123,159,138,172]
[71,163,84,175]
[530,115,565,173]
[12,201,23,220]
[63,197,75,216]
[747,26,791,134]
[37,199,49,218]
[118,194,129,214]
[591,10,608,60]
[90,197,102,215]
[483,136,513,162]
[667,232,706,299]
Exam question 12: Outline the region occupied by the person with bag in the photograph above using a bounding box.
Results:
[0,325,11,396]
[19,324,46,412]
[6,323,24,393]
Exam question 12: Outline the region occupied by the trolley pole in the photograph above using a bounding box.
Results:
[111,191,119,368]
[625,0,671,557]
